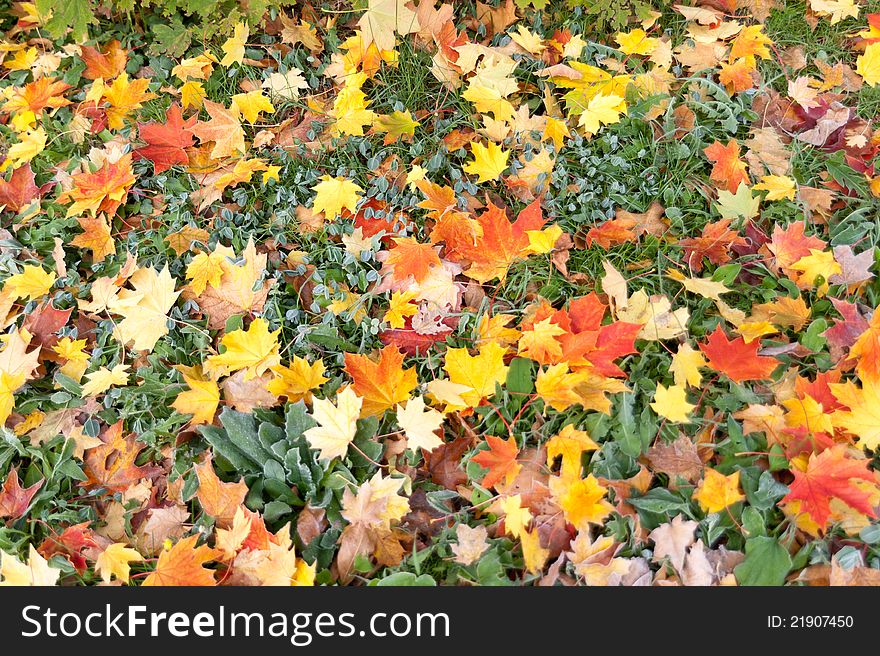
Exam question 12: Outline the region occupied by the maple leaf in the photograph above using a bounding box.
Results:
[767,220,827,275]
[472,435,520,489]
[651,384,696,423]
[102,73,157,130]
[231,90,275,123]
[80,40,127,80]
[699,325,778,383]
[451,524,489,565]
[703,140,750,193]
[463,141,510,183]
[107,265,181,352]
[830,379,880,451]
[0,469,42,520]
[71,214,115,262]
[172,365,220,425]
[857,42,880,86]
[848,310,880,384]
[0,546,61,586]
[267,356,327,403]
[142,535,220,586]
[578,93,626,134]
[458,200,545,283]
[0,164,39,213]
[693,468,745,514]
[557,474,613,529]
[311,175,364,220]
[358,0,421,51]
[195,454,248,528]
[373,109,420,143]
[783,446,878,528]
[304,387,363,461]
[204,317,281,381]
[220,21,249,67]
[678,219,747,272]
[191,100,246,159]
[396,396,445,453]
[133,104,196,174]
[82,421,159,492]
[3,264,55,300]
[443,341,509,408]
[381,237,442,284]
[95,543,143,584]
[81,364,129,397]
[60,153,136,218]
[344,345,418,416]
[1,76,71,115]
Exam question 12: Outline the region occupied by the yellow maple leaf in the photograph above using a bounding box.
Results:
[670,343,705,388]
[304,386,362,461]
[231,90,275,123]
[830,379,880,451]
[517,317,566,363]
[693,469,745,514]
[578,92,626,134]
[107,265,181,352]
[557,474,613,529]
[463,141,510,183]
[857,42,880,86]
[444,341,509,408]
[0,546,60,586]
[186,249,227,296]
[3,265,55,300]
[395,396,444,453]
[204,317,281,381]
[266,356,328,403]
[499,494,531,539]
[358,0,420,51]
[102,73,157,130]
[311,175,363,220]
[220,22,250,67]
[615,29,658,56]
[650,384,696,423]
[0,371,26,426]
[382,290,418,328]
[172,365,220,425]
[95,543,143,584]
[81,364,130,397]
[790,248,841,296]
[521,528,549,574]
[754,174,797,201]
[180,80,206,110]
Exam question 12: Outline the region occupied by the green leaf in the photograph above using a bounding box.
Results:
[37,0,95,41]
[735,536,792,586]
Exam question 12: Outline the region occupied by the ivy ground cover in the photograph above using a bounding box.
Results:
[1,0,880,587]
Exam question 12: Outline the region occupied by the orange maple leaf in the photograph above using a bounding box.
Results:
[195,454,248,528]
[2,76,72,115]
[381,237,442,284]
[344,345,418,416]
[678,218,747,272]
[703,140,749,193]
[848,310,880,384]
[142,535,220,586]
[191,100,246,159]
[766,221,827,276]
[471,435,520,489]
[59,153,136,218]
[71,214,116,262]
[82,421,160,493]
[80,40,127,80]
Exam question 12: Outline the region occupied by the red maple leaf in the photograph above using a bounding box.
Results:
[38,522,97,572]
[0,164,40,213]
[472,435,520,489]
[783,446,879,528]
[679,219,747,272]
[133,104,197,174]
[698,325,779,383]
[0,469,43,521]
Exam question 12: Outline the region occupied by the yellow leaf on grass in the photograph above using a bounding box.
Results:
[81,364,130,397]
[231,90,275,123]
[266,356,328,403]
[3,265,55,301]
[95,543,143,584]
[463,141,510,183]
[203,318,281,381]
[670,343,705,388]
[857,42,880,86]
[172,365,220,425]
[395,396,444,453]
[444,341,509,408]
[650,384,696,423]
[693,468,745,514]
[304,387,362,461]
[311,175,364,220]
[220,22,249,67]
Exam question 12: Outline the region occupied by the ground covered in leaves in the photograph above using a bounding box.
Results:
[1,0,880,586]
